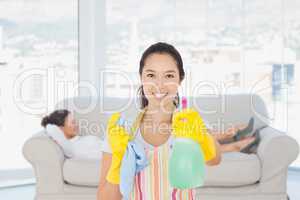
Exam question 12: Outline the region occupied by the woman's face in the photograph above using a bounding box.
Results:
[61,113,78,139]
[141,53,181,110]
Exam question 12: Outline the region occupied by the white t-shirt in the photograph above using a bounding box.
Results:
[71,135,103,160]
[45,124,103,160]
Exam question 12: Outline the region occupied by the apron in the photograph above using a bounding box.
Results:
[129,139,195,200]
[127,109,196,200]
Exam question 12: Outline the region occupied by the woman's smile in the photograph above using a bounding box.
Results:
[153,92,168,100]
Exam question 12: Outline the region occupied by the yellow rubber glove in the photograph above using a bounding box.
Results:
[172,108,216,162]
[106,112,132,184]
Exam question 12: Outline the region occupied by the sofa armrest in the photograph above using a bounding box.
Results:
[23,131,65,194]
[257,126,299,182]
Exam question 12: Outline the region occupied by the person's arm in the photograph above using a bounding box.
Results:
[45,124,74,158]
[97,152,122,200]
[98,112,130,200]
[206,136,222,166]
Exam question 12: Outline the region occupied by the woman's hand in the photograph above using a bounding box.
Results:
[172,108,218,162]
[172,108,207,142]
[106,113,131,184]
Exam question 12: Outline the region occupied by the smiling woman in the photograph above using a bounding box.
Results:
[0,0,78,177]
[97,42,221,200]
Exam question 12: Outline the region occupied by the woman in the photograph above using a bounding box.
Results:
[41,109,103,159]
[97,42,254,200]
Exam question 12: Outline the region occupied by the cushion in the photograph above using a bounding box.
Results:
[204,152,261,186]
[63,158,101,186]
[63,152,261,187]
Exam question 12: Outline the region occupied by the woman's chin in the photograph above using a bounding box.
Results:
[149,99,175,110]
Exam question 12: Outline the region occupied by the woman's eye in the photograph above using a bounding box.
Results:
[166,74,175,78]
[146,73,154,78]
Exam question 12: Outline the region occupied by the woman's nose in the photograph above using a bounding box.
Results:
[155,79,165,91]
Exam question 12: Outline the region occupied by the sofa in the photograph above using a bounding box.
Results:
[23,94,299,200]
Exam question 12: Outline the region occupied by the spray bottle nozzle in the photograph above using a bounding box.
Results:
[117,116,125,126]
[182,96,187,109]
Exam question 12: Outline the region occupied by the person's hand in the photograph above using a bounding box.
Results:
[106,112,131,184]
[172,108,216,162]
[172,108,206,142]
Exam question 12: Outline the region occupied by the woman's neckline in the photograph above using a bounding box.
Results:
[137,106,174,148]
[138,127,172,148]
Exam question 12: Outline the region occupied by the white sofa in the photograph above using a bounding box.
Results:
[23,95,299,200]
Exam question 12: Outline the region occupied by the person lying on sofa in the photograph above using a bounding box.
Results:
[41,109,103,160]
[97,42,259,200]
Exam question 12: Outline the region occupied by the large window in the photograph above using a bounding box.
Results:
[102,0,300,167]
[0,0,78,170]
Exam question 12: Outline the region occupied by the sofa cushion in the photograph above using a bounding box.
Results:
[63,158,101,186]
[63,152,261,187]
[204,152,261,186]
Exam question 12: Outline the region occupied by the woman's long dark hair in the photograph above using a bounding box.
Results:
[41,109,70,127]
[138,42,185,109]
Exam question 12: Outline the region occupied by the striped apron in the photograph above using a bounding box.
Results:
[129,138,195,200]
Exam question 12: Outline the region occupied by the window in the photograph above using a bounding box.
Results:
[0,0,78,171]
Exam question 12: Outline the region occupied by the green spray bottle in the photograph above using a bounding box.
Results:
[169,97,205,189]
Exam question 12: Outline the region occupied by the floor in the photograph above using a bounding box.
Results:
[0,184,35,199]
[287,170,300,199]
[0,171,299,200]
